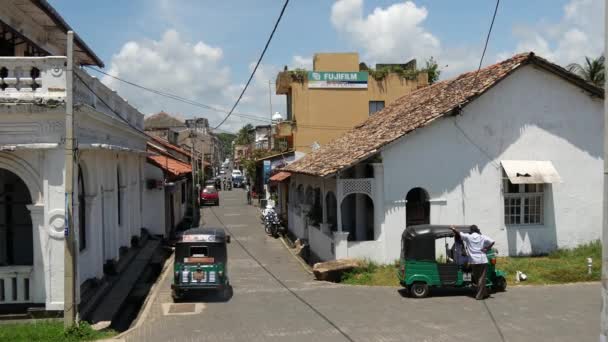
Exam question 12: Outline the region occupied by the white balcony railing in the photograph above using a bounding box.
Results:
[0,56,144,130]
[0,56,67,102]
[0,266,33,303]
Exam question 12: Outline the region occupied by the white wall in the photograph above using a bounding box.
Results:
[143,164,166,237]
[382,65,603,261]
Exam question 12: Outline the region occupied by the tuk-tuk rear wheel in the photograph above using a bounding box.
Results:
[494,276,507,292]
[409,283,429,298]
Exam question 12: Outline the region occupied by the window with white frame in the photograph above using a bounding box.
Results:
[503,175,544,225]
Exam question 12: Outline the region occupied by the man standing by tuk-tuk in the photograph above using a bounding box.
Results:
[450,225,495,300]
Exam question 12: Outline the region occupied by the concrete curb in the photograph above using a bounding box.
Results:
[113,252,175,340]
[279,236,314,275]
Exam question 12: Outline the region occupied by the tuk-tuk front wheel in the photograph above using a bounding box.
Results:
[494,276,507,292]
[409,283,429,298]
[172,290,183,302]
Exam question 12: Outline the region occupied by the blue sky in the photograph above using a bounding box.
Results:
[48,0,603,132]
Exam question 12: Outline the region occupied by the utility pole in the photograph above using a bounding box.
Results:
[190,125,197,227]
[268,80,273,121]
[64,31,77,328]
[602,2,608,340]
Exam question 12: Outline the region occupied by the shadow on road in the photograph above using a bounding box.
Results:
[398,287,479,299]
[174,285,234,303]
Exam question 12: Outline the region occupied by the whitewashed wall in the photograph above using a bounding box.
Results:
[381,65,603,261]
[143,164,166,236]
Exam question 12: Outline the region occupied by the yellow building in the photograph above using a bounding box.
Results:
[275,52,428,154]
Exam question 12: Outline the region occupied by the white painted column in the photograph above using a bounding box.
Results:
[355,166,367,240]
[26,204,45,304]
[336,175,343,233]
[333,231,349,259]
[85,194,103,278]
[371,163,386,262]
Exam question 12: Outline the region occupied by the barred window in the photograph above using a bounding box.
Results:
[503,176,543,225]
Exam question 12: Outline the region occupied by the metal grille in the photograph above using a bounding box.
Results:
[342,179,373,197]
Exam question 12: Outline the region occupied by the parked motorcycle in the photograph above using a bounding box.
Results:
[262,205,281,238]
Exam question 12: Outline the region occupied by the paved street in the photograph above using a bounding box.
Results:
[124,189,600,342]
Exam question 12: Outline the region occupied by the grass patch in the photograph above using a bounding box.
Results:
[0,321,116,342]
[340,240,601,287]
[498,240,601,285]
[341,261,400,286]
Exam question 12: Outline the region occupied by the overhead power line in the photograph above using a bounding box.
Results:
[85,66,271,124]
[213,0,289,129]
[470,0,500,90]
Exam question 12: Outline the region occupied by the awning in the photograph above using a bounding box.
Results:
[501,160,561,184]
[269,171,291,182]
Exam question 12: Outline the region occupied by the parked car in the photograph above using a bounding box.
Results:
[232,176,244,188]
[201,185,219,206]
[231,170,242,178]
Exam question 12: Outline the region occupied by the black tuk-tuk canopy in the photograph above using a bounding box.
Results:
[401,225,472,261]
[176,227,229,264]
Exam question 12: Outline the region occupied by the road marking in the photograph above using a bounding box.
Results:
[161,302,205,316]
[227,224,247,228]
[224,213,241,217]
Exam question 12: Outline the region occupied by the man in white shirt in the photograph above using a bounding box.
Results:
[450,225,495,300]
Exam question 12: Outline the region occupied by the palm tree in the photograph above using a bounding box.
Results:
[567,55,605,87]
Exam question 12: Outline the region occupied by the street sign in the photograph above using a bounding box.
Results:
[307,71,368,89]
[263,160,271,184]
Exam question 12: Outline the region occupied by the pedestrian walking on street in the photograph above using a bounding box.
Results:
[246,183,252,205]
[450,225,495,300]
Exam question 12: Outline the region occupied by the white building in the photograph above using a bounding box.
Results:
[283,52,604,264]
[0,1,147,312]
[144,138,193,238]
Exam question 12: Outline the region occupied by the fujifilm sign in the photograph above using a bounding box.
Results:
[307,71,368,89]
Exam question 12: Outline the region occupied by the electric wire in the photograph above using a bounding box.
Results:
[214,0,289,129]
[208,206,355,342]
[85,66,272,124]
[469,0,501,92]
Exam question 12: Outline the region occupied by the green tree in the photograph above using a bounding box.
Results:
[216,132,236,158]
[234,124,254,145]
[567,55,605,88]
[421,57,441,84]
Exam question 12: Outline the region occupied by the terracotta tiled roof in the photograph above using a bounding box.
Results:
[144,111,185,129]
[283,52,603,177]
[147,155,192,177]
[269,171,291,182]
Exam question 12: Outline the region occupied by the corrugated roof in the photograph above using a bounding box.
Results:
[147,135,192,158]
[283,52,603,178]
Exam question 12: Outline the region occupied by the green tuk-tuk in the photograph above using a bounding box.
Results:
[397,225,507,298]
[172,227,231,301]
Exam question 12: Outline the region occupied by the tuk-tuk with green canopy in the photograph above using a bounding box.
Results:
[397,224,507,298]
[172,227,231,301]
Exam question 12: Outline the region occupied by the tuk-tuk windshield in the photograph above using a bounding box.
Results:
[176,242,227,264]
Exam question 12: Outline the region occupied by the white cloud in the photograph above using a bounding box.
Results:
[291,55,313,70]
[506,0,603,65]
[101,30,285,132]
[330,0,440,64]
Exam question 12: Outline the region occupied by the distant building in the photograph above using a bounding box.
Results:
[274,52,428,155]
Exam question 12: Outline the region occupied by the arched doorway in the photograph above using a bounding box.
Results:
[340,193,374,241]
[406,187,430,227]
[0,168,33,266]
